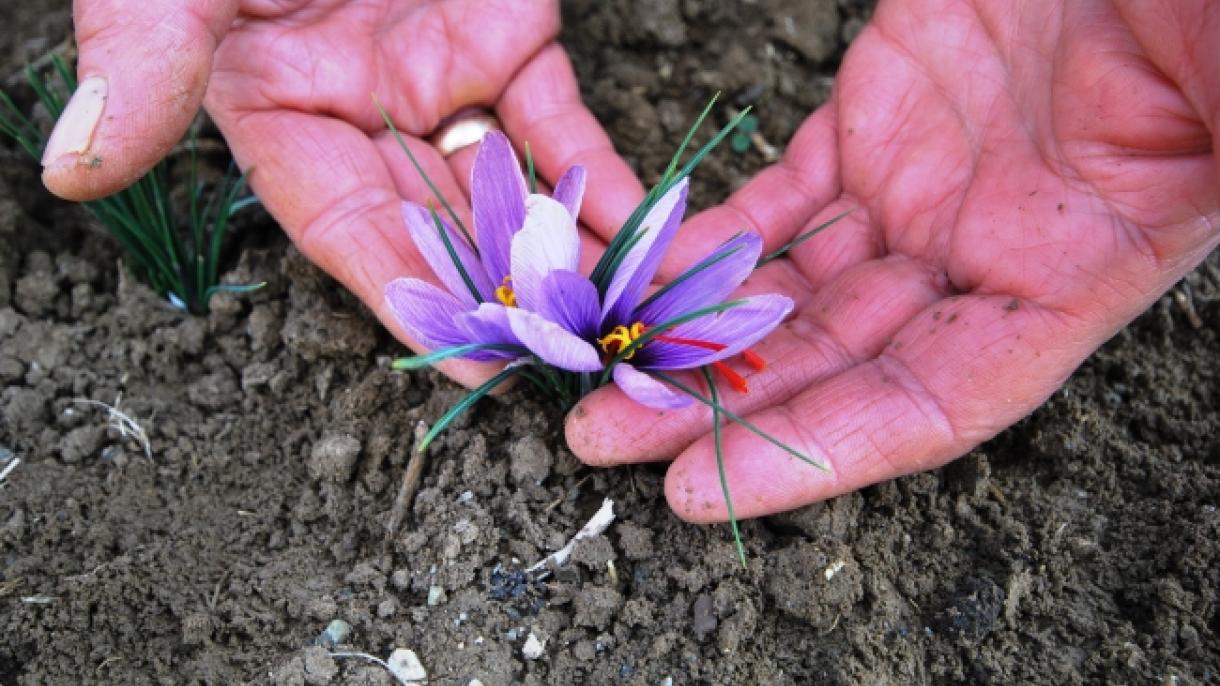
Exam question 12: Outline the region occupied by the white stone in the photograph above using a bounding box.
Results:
[522,632,545,660]
[426,585,447,606]
[387,648,427,683]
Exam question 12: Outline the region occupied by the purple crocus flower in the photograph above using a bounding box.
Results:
[509,178,794,410]
[384,131,594,361]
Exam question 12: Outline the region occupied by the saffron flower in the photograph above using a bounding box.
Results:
[384,131,591,362]
[375,97,837,565]
[504,176,794,410]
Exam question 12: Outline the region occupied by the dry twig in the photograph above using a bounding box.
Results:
[73,393,152,460]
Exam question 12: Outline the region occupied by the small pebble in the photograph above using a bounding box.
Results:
[427,585,447,606]
[522,632,545,660]
[387,648,427,682]
[377,598,398,618]
[390,569,411,590]
[302,646,338,686]
[691,594,717,637]
[319,619,351,648]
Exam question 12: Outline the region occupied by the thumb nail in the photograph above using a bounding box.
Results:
[41,76,108,166]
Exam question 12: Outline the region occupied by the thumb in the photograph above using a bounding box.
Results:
[41,0,239,201]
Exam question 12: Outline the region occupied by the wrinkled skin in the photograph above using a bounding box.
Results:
[48,0,1219,522]
[44,0,643,387]
[566,0,1220,520]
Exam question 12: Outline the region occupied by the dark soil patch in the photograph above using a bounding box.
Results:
[3,0,1219,684]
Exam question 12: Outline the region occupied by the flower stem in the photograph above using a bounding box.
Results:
[417,366,522,453]
[373,95,478,252]
[757,210,852,266]
[650,372,828,472]
[701,367,747,567]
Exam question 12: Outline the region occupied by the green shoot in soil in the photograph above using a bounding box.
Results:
[0,55,258,314]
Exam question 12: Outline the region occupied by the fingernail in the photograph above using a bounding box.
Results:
[41,76,108,166]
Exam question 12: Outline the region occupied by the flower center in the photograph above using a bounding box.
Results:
[495,276,517,307]
[596,322,769,393]
[597,322,647,360]
[596,323,768,393]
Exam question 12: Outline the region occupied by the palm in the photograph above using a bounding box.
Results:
[204,0,639,385]
[568,0,1219,521]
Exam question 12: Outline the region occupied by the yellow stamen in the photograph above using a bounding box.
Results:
[495,276,517,307]
[597,322,647,360]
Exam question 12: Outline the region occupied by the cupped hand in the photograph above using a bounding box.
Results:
[42,0,644,387]
[567,0,1220,521]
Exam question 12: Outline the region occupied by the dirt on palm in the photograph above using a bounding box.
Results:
[2,1,1218,684]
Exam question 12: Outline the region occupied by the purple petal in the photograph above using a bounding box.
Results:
[640,294,794,370]
[506,307,603,372]
[453,304,525,361]
[602,179,689,326]
[402,202,493,308]
[551,165,587,220]
[384,278,472,350]
[472,130,527,284]
[509,195,581,310]
[635,233,762,325]
[538,269,601,340]
[613,364,693,410]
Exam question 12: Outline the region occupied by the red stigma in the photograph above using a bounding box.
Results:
[652,334,728,352]
[712,362,750,393]
[647,329,768,393]
[741,349,766,371]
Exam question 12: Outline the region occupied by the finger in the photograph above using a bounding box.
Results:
[662,294,1095,523]
[656,102,843,279]
[42,0,239,201]
[566,254,951,465]
[497,43,646,239]
[784,199,884,290]
[208,0,559,136]
[207,106,496,388]
[1112,0,1220,138]
[375,132,474,232]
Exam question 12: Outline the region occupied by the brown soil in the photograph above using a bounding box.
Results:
[2,1,1219,684]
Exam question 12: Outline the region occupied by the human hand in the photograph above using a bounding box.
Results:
[42,0,644,387]
[567,0,1220,521]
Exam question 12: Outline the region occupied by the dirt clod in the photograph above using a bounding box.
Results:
[691,593,717,638]
[931,576,1006,639]
[508,433,554,485]
[309,433,362,483]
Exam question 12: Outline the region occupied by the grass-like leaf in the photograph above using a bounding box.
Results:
[372,96,478,252]
[591,223,651,295]
[700,366,747,567]
[391,342,525,370]
[650,371,828,472]
[636,232,745,312]
[1,55,256,314]
[589,97,752,294]
[658,94,720,189]
[758,210,852,266]
[416,365,523,453]
[525,141,537,194]
[429,206,485,304]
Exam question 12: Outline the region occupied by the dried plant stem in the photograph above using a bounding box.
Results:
[73,394,152,459]
[385,421,430,540]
